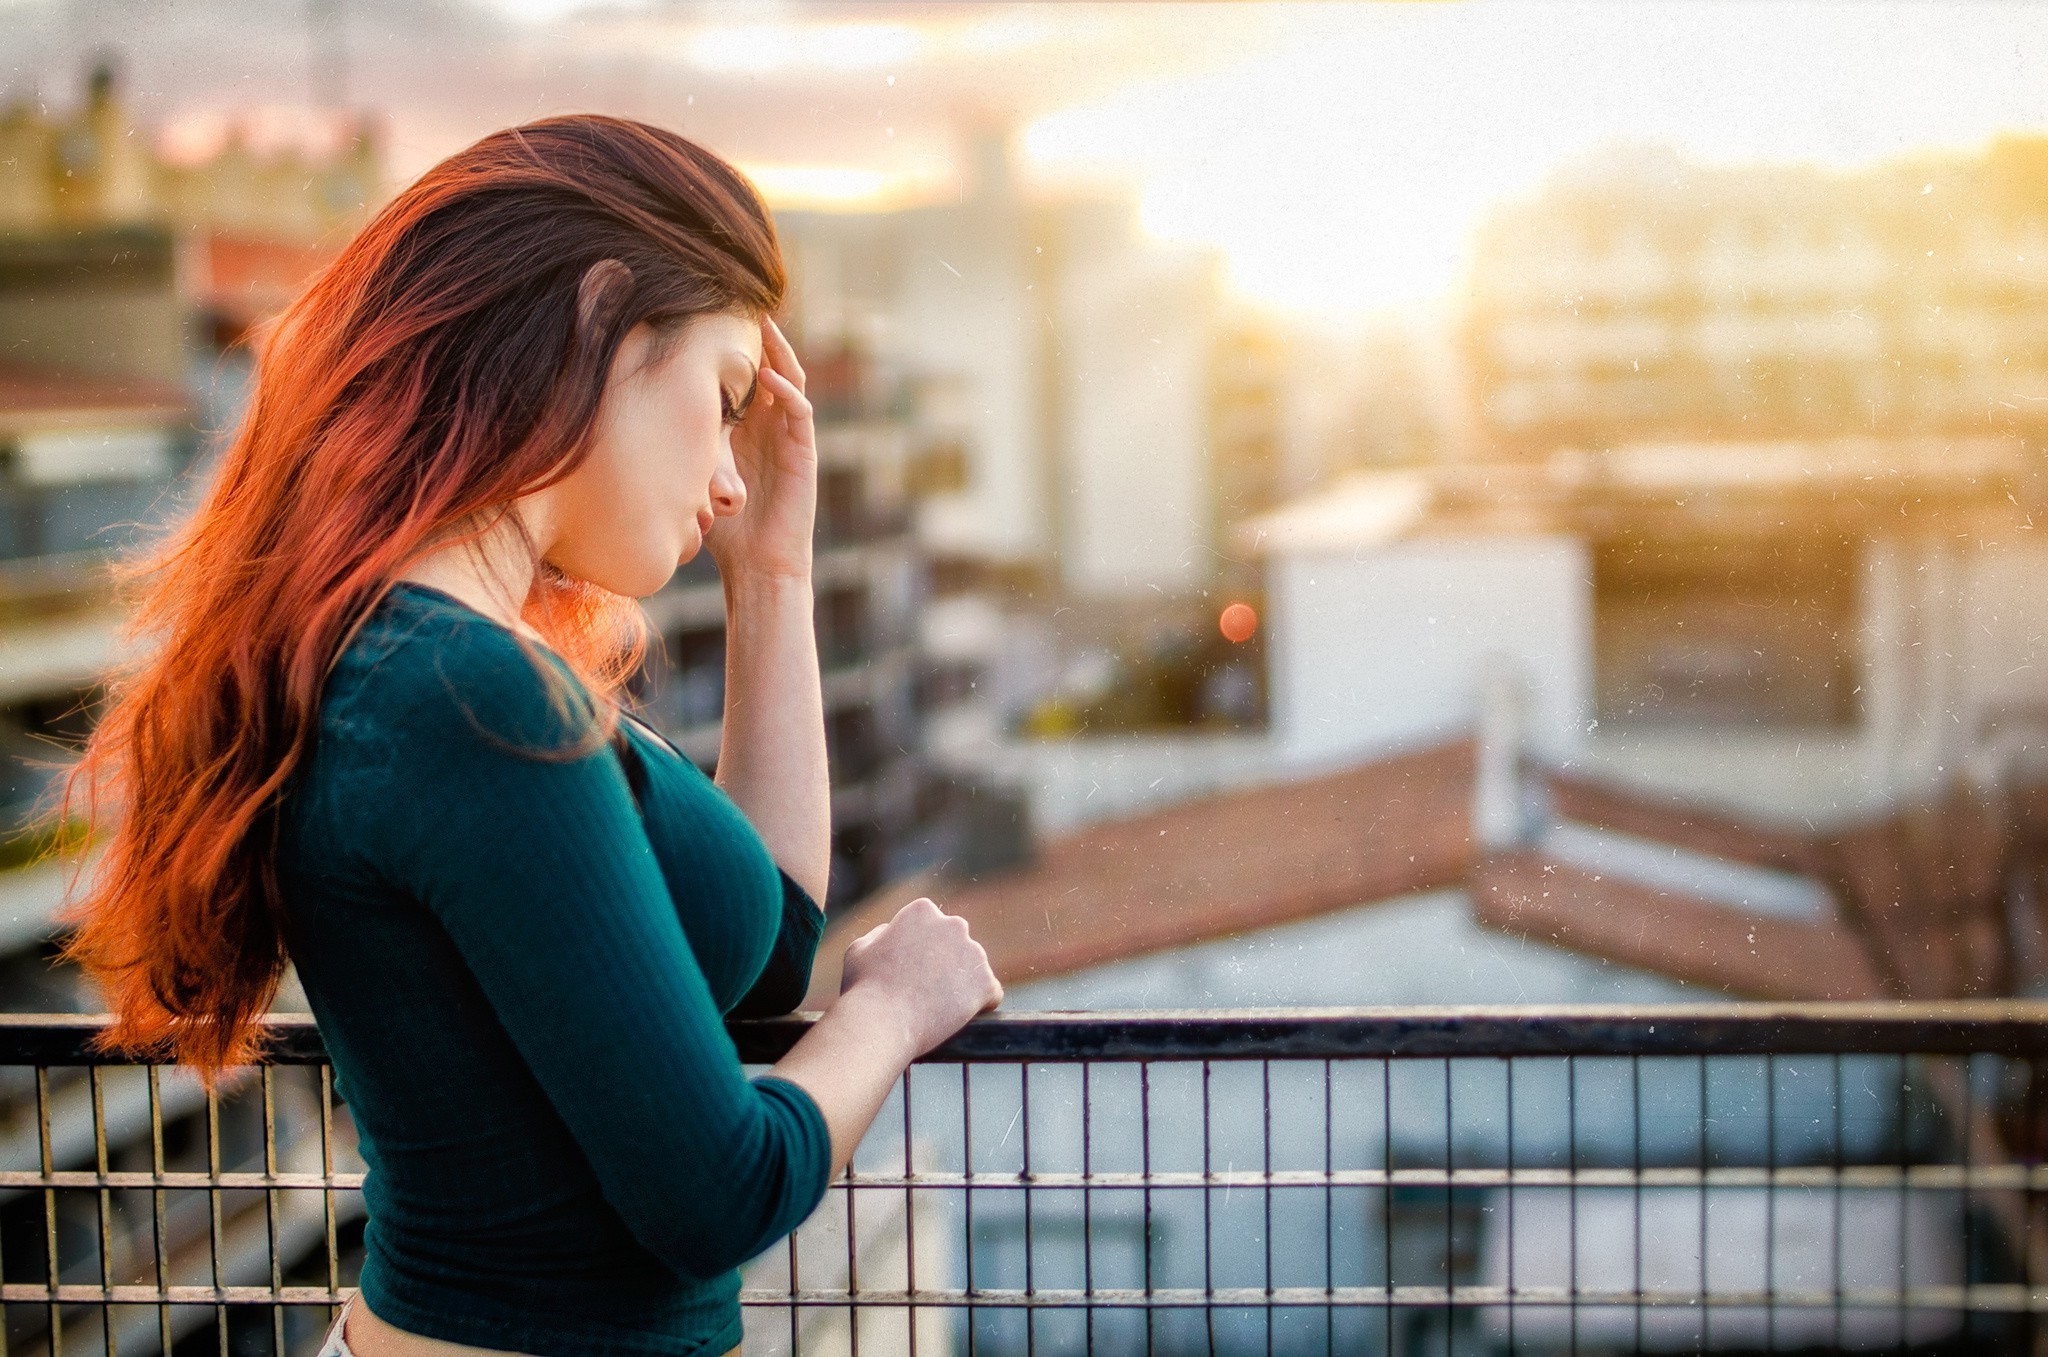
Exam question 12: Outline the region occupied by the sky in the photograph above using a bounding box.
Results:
[9,1,2048,324]
[1018,2,2048,319]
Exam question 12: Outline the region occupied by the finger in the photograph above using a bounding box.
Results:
[757,316,798,390]
[757,364,812,421]
[762,315,807,388]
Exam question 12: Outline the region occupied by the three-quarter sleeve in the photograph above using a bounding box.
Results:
[331,623,832,1281]
[726,869,827,1019]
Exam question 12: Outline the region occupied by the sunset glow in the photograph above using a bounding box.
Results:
[685,22,925,75]
[1020,3,2048,322]
[737,163,950,213]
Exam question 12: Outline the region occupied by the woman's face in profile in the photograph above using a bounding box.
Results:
[540,310,761,597]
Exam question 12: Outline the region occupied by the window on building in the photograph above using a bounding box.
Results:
[906,437,969,497]
[1593,533,1858,729]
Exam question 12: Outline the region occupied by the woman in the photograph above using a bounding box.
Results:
[46,115,1004,1357]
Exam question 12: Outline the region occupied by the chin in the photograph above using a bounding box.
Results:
[637,560,681,597]
[600,554,681,600]
[541,549,674,599]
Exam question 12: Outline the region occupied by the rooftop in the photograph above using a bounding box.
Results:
[807,732,2048,1011]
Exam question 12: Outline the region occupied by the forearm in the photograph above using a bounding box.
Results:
[767,985,916,1181]
[716,572,831,904]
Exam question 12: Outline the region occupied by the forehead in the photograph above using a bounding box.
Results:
[681,310,762,362]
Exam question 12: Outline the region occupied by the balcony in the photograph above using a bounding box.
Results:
[0,1004,2039,1355]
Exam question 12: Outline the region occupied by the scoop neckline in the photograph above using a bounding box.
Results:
[382,581,675,753]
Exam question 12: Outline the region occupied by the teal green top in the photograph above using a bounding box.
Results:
[276,580,831,1357]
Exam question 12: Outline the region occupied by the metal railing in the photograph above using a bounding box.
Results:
[0,1004,2045,1355]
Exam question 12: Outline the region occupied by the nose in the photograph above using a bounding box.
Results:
[709,456,746,518]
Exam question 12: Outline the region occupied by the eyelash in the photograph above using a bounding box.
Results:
[721,391,745,427]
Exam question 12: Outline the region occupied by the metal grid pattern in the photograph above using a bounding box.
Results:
[0,1043,352,1357]
[0,1005,2043,1355]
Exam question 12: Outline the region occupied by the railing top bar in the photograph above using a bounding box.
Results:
[9,1002,2048,1066]
[891,1002,2048,1062]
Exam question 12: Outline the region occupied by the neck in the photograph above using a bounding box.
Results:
[395,511,546,639]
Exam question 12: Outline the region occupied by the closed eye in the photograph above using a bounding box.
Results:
[722,374,760,427]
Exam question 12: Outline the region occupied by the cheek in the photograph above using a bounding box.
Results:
[559,437,660,545]
[606,402,688,497]
[656,370,727,477]
[603,374,724,508]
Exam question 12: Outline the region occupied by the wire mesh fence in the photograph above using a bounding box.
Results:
[0,1019,353,1357]
[0,1005,2044,1356]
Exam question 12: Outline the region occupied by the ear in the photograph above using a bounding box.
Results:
[573,258,635,349]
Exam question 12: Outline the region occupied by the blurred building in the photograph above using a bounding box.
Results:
[1435,138,2048,767]
[1347,320,1449,469]
[0,60,380,348]
[772,128,1292,821]
[1206,314,1292,580]
[777,129,1260,599]
[0,231,199,966]
[1463,137,2048,456]
[1240,455,2040,814]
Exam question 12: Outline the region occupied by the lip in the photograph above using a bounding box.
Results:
[695,508,713,537]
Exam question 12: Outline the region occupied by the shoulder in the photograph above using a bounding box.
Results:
[287,585,623,879]
[320,584,606,761]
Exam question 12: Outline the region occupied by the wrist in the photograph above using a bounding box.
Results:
[828,980,923,1065]
[721,566,814,607]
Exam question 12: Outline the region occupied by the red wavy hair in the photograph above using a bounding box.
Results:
[39,114,787,1090]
